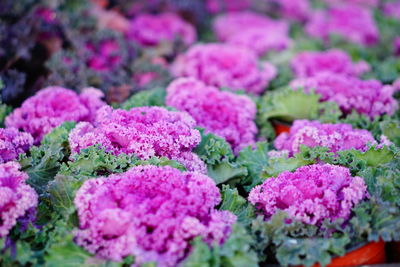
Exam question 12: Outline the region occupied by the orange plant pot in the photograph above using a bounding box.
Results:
[272,120,291,136]
[307,240,386,267]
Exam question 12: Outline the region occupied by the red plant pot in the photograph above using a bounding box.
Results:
[306,240,386,267]
[272,120,291,136]
[91,0,108,8]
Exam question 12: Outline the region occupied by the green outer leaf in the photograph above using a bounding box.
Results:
[19,121,76,195]
[348,145,396,167]
[219,185,255,226]
[58,144,139,177]
[259,88,320,122]
[50,145,187,215]
[194,129,247,184]
[263,155,312,179]
[194,128,234,165]
[251,212,350,267]
[276,237,348,267]
[45,234,119,267]
[219,224,259,267]
[121,87,166,110]
[181,224,259,267]
[258,88,341,123]
[236,142,271,191]
[380,120,400,147]
[207,162,247,185]
[180,237,217,267]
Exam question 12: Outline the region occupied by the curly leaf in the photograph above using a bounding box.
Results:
[219,224,259,267]
[380,120,400,147]
[236,142,271,191]
[219,185,255,226]
[350,197,400,242]
[276,236,348,267]
[194,129,234,165]
[45,234,118,267]
[58,145,139,177]
[181,224,259,267]
[19,122,76,195]
[194,129,246,184]
[258,88,341,123]
[337,145,397,168]
[50,146,187,214]
[121,87,166,110]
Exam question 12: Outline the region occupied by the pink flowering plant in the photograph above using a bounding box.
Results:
[172,43,276,95]
[383,0,400,20]
[166,78,257,153]
[0,162,38,238]
[249,164,367,226]
[290,72,398,118]
[5,87,106,143]
[0,128,33,163]
[73,165,236,265]
[291,49,370,78]
[306,4,379,46]
[274,120,387,156]
[69,105,206,173]
[127,13,196,48]
[213,11,291,56]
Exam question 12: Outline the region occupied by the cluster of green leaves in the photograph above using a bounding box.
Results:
[1,122,77,265]
[181,186,258,267]
[121,86,166,110]
[181,224,259,267]
[257,88,342,138]
[236,142,271,192]
[49,145,186,215]
[251,211,350,267]
[194,129,247,185]
[264,144,397,180]
[18,121,76,195]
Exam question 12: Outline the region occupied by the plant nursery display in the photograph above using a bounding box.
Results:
[0,0,399,266]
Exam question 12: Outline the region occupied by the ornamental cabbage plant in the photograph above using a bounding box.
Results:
[383,0,400,20]
[274,120,386,156]
[85,39,122,72]
[306,3,379,46]
[213,11,291,56]
[290,72,398,118]
[249,164,367,225]
[74,165,236,266]
[166,77,257,153]
[172,43,276,94]
[5,87,106,143]
[127,13,197,47]
[0,162,38,237]
[0,128,33,163]
[69,105,206,173]
[291,49,370,78]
